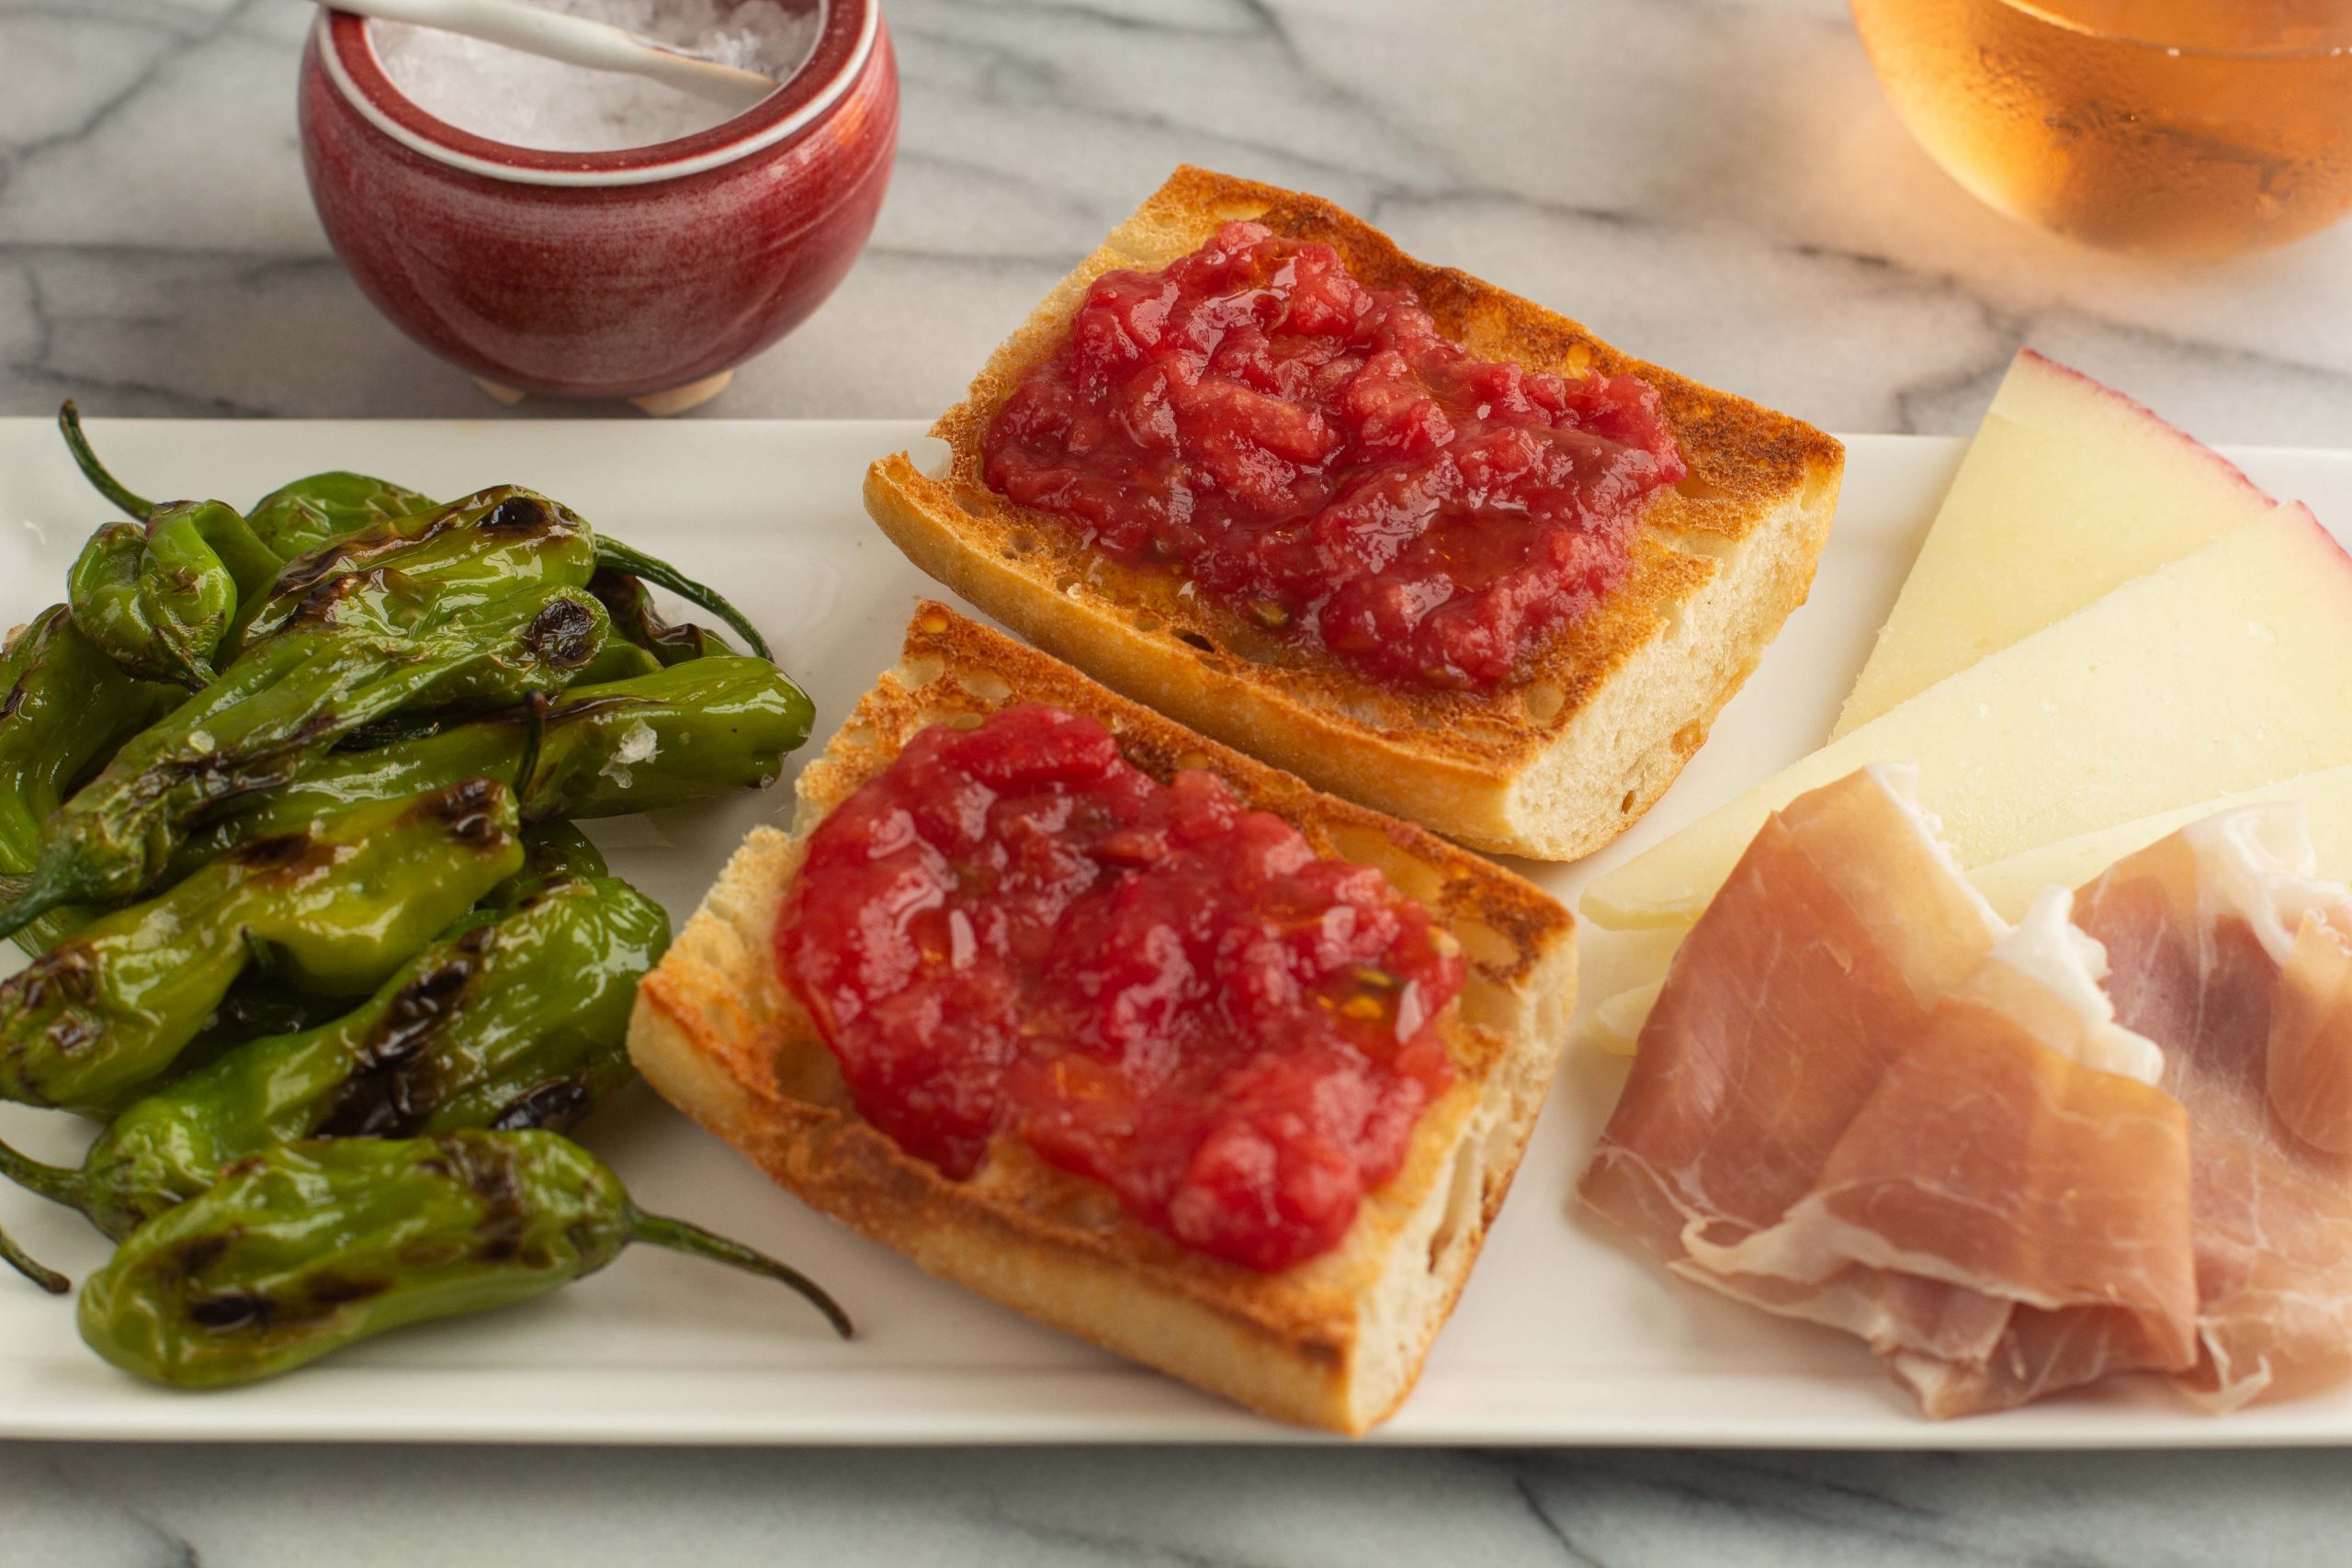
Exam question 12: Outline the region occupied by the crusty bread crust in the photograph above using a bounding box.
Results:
[628,604,1577,1433]
[865,165,1843,861]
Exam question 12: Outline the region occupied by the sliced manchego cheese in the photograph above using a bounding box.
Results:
[1832,350,2276,739]
[1583,502,2352,930]
[1590,978,1665,1055]
[1589,763,2352,1053]
[1965,762,2352,919]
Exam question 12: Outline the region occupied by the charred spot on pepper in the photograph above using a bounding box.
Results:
[186,1289,274,1334]
[447,1141,532,1265]
[228,831,315,871]
[476,1227,526,1266]
[455,1145,525,1213]
[164,1229,236,1282]
[300,1272,392,1309]
[309,1076,427,1139]
[277,504,455,592]
[278,566,426,629]
[370,953,484,1062]
[521,599,602,672]
[395,1235,469,1270]
[488,1077,593,1133]
[13,942,100,1007]
[403,777,510,847]
[42,1013,100,1058]
[482,494,550,533]
[273,548,366,601]
[308,953,487,1137]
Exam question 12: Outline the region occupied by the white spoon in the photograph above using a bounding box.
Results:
[314,0,780,112]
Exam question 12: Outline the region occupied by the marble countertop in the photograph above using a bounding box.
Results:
[7,0,2352,1561]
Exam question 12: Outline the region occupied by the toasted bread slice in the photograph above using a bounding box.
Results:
[865,166,1843,861]
[628,604,1577,1433]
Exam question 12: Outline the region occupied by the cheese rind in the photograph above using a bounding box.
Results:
[1584,502,2352,930]
[1833,350,2274,739]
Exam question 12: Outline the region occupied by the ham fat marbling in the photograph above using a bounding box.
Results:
[1582,771,2352,1418]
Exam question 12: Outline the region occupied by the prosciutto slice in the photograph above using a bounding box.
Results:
[1583,771,2352,1417]
[1581,763,2211,1418]
[1686,891,2198,1417]
[2074,806,2352,1409]
[1578,764,2006,1269]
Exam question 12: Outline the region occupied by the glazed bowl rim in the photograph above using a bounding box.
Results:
[317,0,878,188]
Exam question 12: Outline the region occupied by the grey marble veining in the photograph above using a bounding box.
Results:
[6,0,2352,1562]
[5,0,2351,435]
[6,1441,2352,1566]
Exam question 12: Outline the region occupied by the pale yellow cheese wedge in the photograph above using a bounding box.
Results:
[1833,350,2275,739]
[1965,762,2352,918]
[1583,502,2352,930]
[1589,763,2352,1054]
[1590,978,1666,1055]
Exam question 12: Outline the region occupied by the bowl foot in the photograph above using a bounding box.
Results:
[467,368,734,414]
[629,368,735,417]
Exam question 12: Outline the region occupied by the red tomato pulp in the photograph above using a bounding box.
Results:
[982,221,1685,691]
[775,705,1465,1271]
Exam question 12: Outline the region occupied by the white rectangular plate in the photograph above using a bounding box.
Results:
[3,418,2349,1447]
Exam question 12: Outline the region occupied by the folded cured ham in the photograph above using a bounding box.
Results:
[1577,765,2003,1265]
[2075,807,2352,1409]
[1582,769,2352,1418]
[1684,891,2197,1416]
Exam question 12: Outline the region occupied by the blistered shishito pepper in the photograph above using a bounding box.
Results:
[0,867,666,1247]
[77,1130,850,1386]
[58,401,432,564]
[0,778,525,1114]
[161,656,812,882]
[244,487,774,660]
[243,488,593,642]
[0,607,176,952]
[246,473,438,563]
[62,404,767,660]
[66,502,284,687]
[0,581,607,940]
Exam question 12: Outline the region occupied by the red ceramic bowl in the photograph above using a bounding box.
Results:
[299,0,898,406]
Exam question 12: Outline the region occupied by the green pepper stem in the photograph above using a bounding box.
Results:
[0,876,65,943]
[628,1207,852,1339]
[0,1134,86,1214]
[0,1224,68,1295]
[514,692,548,810]
[592,542,773,661]
[57,401,156,522]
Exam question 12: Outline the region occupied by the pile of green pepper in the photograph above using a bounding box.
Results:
[0,407,847,1384]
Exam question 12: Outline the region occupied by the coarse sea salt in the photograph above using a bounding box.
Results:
[371,0,820,153]
[599,720,660,788]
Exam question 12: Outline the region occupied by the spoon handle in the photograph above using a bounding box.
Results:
[318,0,778,111]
